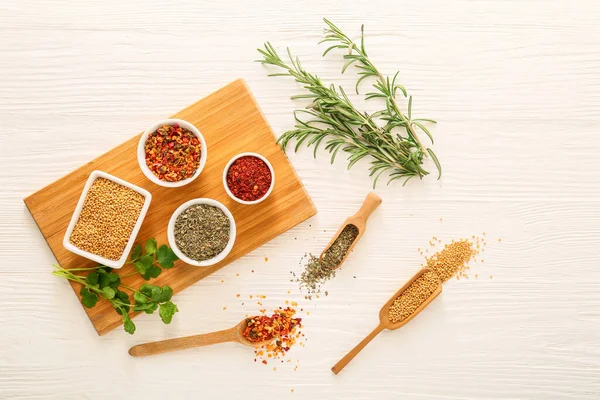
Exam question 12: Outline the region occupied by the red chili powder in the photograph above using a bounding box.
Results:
[226,156,272,201]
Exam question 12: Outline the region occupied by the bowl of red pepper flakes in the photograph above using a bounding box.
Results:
[223,152,275,205]
[137,119,207,188]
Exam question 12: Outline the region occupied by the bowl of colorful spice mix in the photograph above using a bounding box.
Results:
[138,119,207,188]
[167,198,236,267]
[63,170,152,269]
[223,152,275,205]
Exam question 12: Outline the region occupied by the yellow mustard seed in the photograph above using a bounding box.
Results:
[69,178,144,261]
[388,270,439,323]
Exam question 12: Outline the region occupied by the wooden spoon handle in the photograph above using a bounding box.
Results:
[353,192,382,222]
[129,327,238,357]
[331,324,384,375]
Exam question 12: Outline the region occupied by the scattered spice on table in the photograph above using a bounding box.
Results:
[244,307,302,364]
[293,254,336,294]
[173,204,230,261]
[426,238,480,282]
[388,270,440,323]
[144,123,201,182]
[293,224,358,294]
[69,178,144,260]
[226,155,272,201]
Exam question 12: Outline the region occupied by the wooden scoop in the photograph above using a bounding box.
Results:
[128,319,270,357]
[331,268,442,374]
[320,192,382,270]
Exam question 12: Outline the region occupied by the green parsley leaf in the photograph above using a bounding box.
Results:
[159,286,173,302]
[159,301,178,324]
[139,284,153,297]
[114,291,130,314]
[145,238,157,255]
[102,287,116,299]
[108,274,121,289]
[98,272,110,289]
[133,302,158,314]
[157,245,178,269]
[123,314,136,334]
[140,265,161,281]
[134,261,147,274]
[130,244,142,261]
[150,285,163,302]
[116,290,129,303]
[133,291,148,304]
[80,287,99,308]
[139,254,154,269]
[85,271,99,286]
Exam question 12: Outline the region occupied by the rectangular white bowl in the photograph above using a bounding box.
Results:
[62,170,152,269]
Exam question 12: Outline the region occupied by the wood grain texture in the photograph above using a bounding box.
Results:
[23,79,316,335]
[1,0,600,399]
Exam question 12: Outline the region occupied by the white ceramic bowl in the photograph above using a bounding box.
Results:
[63,170,152,269]
[137,118,207,188]
[167,198,236,267]
[222,152,275,205]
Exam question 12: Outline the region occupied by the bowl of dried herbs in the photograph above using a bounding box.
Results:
[167,198,236,267]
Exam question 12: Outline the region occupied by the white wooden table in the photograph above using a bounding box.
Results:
[1,1,599,398]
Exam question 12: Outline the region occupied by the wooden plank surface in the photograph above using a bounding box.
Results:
[2,1,600,399]
[23,79,317,335]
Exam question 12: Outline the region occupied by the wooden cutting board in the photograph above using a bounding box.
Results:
[24,79,317,336]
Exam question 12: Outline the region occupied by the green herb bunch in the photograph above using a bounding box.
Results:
[257,19,441,187]
[52,238,179,334]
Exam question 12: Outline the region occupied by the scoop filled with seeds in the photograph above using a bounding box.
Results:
[331,268,442,375]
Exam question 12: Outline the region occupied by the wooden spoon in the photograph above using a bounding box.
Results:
[320,192,382,270]
[128,319,270,357]
[331,268,442,374]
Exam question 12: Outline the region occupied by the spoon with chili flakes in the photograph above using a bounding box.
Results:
[129,308,301,357]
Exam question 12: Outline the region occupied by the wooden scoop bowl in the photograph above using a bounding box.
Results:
[320,192,382,270]
[128,319,270,357]
[331,268,442,374]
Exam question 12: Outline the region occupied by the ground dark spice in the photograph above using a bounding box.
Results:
[145,124,201,182]
[294,224,359,294]
[322,224,359,267]
[173,204,230,261]
[226,156,272,201]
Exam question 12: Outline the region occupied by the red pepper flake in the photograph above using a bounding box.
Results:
[226,156,272,201]
[144,124,201,182]
[244,307,303,366]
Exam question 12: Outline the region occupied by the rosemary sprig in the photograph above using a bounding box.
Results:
[257,20,441,186]
[321,18,441,179]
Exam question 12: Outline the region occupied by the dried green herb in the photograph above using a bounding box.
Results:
[174,204,230,261]
[295,224,359,294]
[322,224,359,267]
[295,254,336,294]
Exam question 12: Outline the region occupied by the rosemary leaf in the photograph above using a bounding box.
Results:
[257,19,441,186]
